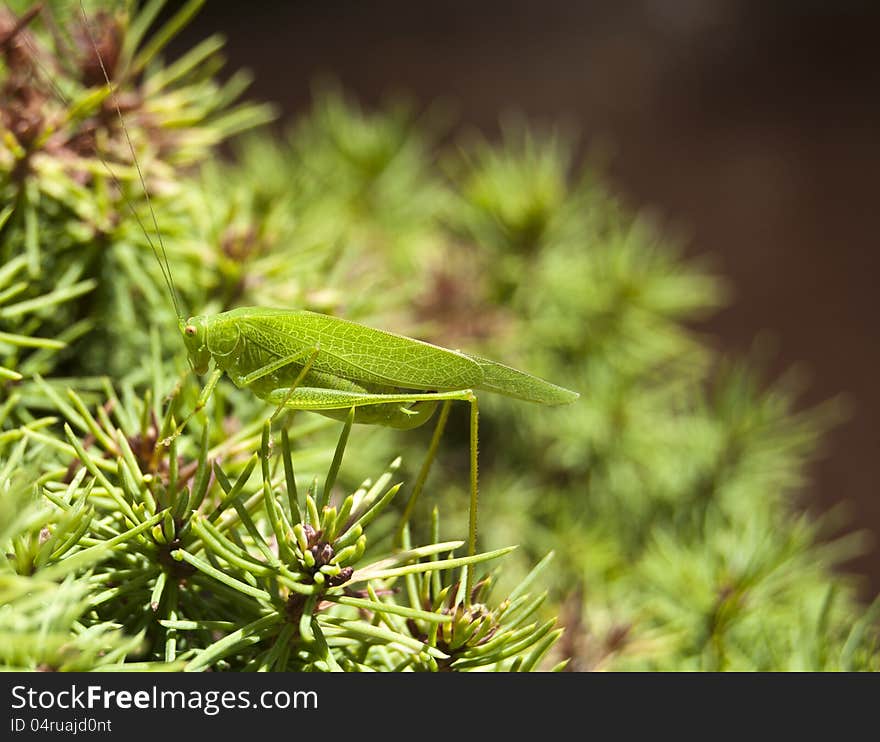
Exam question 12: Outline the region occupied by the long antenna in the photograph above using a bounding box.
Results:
[76,1,182,321]
[21,3,183,320]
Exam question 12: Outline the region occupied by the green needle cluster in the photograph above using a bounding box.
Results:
[0,0,877,671]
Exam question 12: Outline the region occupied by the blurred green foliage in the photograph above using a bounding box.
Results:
[0,0,877,671]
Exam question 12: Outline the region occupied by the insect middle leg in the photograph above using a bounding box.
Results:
[236,345,321,388]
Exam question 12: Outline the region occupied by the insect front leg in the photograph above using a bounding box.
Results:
[162,367,223,445]
[165,347,322,444]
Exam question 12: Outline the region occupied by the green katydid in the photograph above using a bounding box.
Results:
[177,306,578,573]
[71,2,579,595]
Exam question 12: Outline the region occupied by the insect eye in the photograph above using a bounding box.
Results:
[185,325,197,336]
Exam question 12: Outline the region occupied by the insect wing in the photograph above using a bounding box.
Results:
[235,309,483,390]
[465,353,579,405]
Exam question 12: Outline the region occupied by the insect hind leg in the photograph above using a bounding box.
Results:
[264,387,473,429]
[318,399,439,429]
[269,385,481,600]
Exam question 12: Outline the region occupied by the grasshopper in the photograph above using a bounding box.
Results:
[64,2,581,594]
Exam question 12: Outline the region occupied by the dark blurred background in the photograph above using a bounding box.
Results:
[168,0,880,594]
